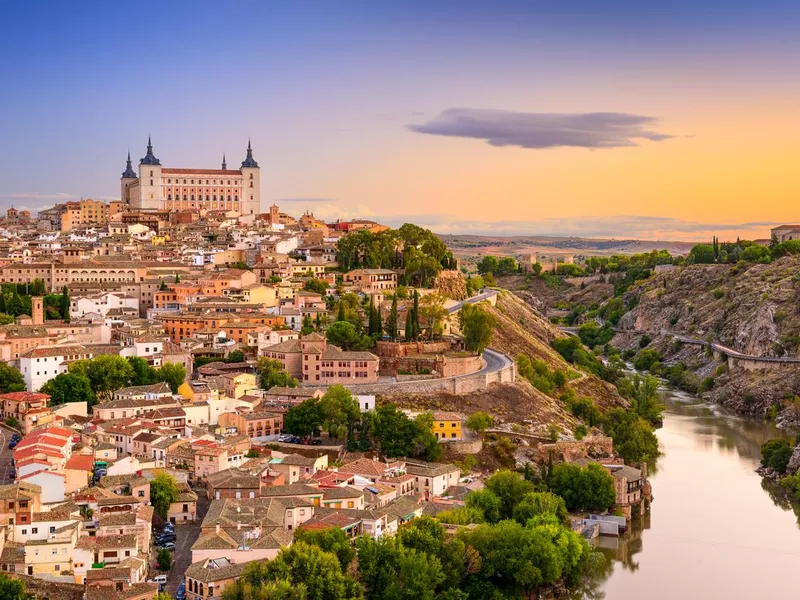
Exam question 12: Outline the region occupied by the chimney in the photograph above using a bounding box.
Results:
[32,296,44,326]
[215,521,220,534]
[237,522,241,531]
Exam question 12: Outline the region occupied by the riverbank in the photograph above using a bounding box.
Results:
[579,384,800,600]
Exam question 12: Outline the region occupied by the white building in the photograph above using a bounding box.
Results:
[19,345,93,392]
[121,138,261,216]
[70,291,139,319]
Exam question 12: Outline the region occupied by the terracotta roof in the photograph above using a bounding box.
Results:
[0,391,49,402]
[65,454,95,471]
[185,558,247,583]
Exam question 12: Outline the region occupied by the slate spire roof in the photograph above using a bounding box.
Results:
[122,151,137,178]
[240,139,259,168]
[140,136,161,166]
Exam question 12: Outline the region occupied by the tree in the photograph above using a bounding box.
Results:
[419,293,447,339]
[60,286,70,322]
[483,470,537,519]
[159,280,168,291]
[150,471,179,520]
[459,303,496,354]
[465,411,494,433]
[294,527,355,571]
[156,362,187,393]
[71,355,135,401]
[174,273,180,284]
[301,314,315,336]
[0,573,31,600]
[464,489,503,523]
[0,363,25,394]
[688,244,715,264]
[284,398,325,438]
[617,374,664,425]
[40,373,95,406]
[412,290,420,339]
[548,463,616,512]
[404,309,414,342]
[304,279,328,295]
[240,541,362,600]
[319,385,361,441]
[632,349,662,372]
[325,321,361,350]
[336,302,346,322]
[603,408,660,465]
[386,295,399,341]
[157,547,173,571]
[227,350,245,363]
[127,356,157,386]
[374,404,418,457]
[410,412,442,461]
[257,358,298,390]
[512,492,569,526]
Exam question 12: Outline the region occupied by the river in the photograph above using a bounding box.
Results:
[580,385,800,600]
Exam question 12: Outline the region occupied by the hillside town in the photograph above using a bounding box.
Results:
[0,141,657,600]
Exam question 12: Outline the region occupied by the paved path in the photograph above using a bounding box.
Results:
[164,492,209,595]
[0,424,17,484]
[447,289,499,314]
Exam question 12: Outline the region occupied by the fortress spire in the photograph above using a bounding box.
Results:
[121,151,137,178]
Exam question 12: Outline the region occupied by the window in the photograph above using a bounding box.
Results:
[32,528,38,534]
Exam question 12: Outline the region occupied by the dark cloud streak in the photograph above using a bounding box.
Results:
[407,108,677,149]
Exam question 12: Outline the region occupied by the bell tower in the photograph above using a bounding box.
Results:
[239,139,261,216]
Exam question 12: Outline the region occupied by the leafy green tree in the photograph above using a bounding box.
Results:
[617,374,664,425]
[157,548,173,571]
[257,358,298,390]
[294,527,355,571]
[419,293,447,339]
[70,355,135,401]
[548,463,616,512]
[465,411,494,433]
[301,314,315,336]
[304,279,328,295]
[325,321,362,350]
[464,489,503,523]
[410,412,442,461]
[512,492,569,526]
[319,385,361,441]
[603,408,660,465]
[0,573,32,600]
[60,286,70,322]
[0,363,25,393]
[374,404,417,457]
[227,350,245,363]
[483,470,537,519]
[40,373,95,406]
[688,244,715,264]
[459,303,496,354]
[150,471,179,520]
[156,362,187,393]
[127,356,157,386]
[250,541,362,600]
[284,398,325,438]
[632,349,662,372]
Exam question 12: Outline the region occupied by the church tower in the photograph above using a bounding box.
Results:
[120,151,138,205]
[137,136,162,210]
[269,202,280,226]
[240,140,261,216]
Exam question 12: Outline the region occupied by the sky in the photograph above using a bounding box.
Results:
[1,0,799,241]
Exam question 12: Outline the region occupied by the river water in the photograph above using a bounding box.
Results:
[582,386,800,600]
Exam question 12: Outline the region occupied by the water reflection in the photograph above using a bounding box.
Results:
[577,385,800,600]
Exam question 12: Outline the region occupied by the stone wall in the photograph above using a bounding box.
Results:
[441,354,483,378]
[7,574,84,600]
[379,356,440,376]
[375,340,453,358]
[533,435,615,462]
[441,438,483,455]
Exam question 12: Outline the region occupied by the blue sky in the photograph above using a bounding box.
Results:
[1,1,799,240]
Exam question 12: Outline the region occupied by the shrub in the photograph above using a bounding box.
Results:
[639,334,652,349]
[157,548,173,571]
[698,377,715,393]
[633,349,662,371]
[761,439,793,474]
[711,289,724,299]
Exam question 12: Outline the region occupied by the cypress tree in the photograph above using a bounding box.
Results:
[387,295,398,341]
[337,301,346,322]
[376,305,383,337]
[412,290,420,340]
[404,309,414,342]
[367,295,375,336]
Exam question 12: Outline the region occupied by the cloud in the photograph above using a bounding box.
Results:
[381,214,775,242]
[407,108,677,149]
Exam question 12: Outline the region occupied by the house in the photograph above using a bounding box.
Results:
[97,506,154,555]
[337,458,406,483]
[98,474,151,505]
[431,412,463,441]
[0,482,42,536]
[0,392,50,434]
[573,459,651,520]
[342,269,397,293]
[19,345,94,391]
[260,483,324,506]
[192,440,248,480]
[262,333,379,385]
[205,469,262,500]
[771,225,800,243]
[217,411,283,442]
[219,373,258,399]
[274,453,328,477]
[168,485,198,523]
[74,534,139,580]
[320,486,365,510]
[185,557,247,600]
[64,454,95,493]
[404,460,461,498]
[192,497,309,563]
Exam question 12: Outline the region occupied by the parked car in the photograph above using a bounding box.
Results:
[176,581,186,600]
[157,534,176,543]
[311,439,323,446]
[161,542,176,551]
[150,575,168,585]
[278,434,289,442]
[10,434,20,442]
